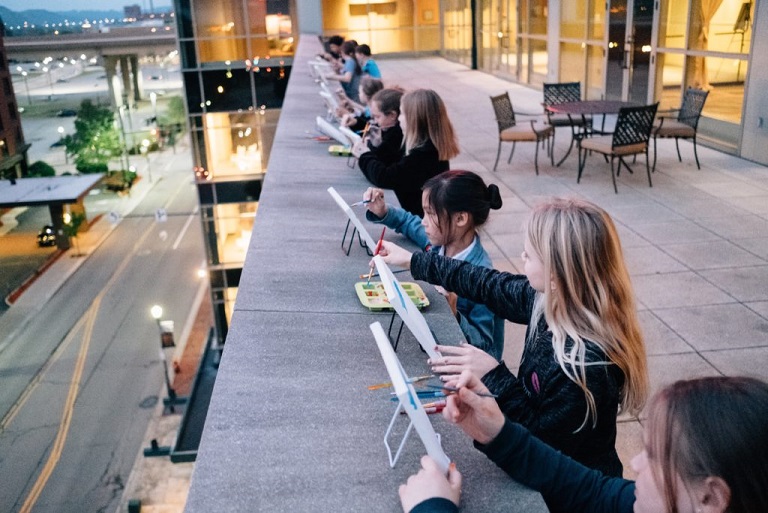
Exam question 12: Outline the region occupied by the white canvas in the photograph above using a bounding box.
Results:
[370,321,451,473]
[339,126,362,145]
[316,116,350,146]
[373,256,442,361]
[327,187,378,250]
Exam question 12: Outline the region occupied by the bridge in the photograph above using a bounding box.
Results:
[5,26,179,105]
[4,26,178,61]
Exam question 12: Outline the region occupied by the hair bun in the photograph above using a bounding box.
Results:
[487,184,503,210]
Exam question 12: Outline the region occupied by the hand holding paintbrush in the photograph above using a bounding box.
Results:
[366,227,387,284]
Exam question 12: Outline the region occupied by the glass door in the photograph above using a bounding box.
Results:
[605,0,654,102]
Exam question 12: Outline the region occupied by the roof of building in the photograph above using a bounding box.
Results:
[0,174,103,208]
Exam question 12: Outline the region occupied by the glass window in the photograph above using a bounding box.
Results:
[560,43,585,82]
[203,112,265,178]
[561,0,587,39]
[176,0,194,38]
[442,0,473,66]
[658,0,688,49]
[323,0,439,54]
[689,0,752,56]
[585,44,604,99]
[521,0,547,35]
[700,58,746,123]
[201,201,259,265]
[588,0,605,40]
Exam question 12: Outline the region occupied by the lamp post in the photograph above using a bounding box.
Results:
[57,126,68,164]
[150,304,177,406]
[42,66,54,99]
[141,138,152,183]
[115,105,131,171]
[17,67,32,105]
[150,91,158,124]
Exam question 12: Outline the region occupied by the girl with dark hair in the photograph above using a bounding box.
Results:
[399,373,768,513]
[363,170,505,358]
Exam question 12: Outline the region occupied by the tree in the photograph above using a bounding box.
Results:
[27,161,56,177]
[65,100,124,174]
[164,96,186,127]
[62,212,86,256]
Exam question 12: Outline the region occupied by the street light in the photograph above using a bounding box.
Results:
[42,66,54,99]
[58,126,68,164]
[141,138,152,183]
[20,71,31,105]
[150,304,177,406]
[149,91,158,124]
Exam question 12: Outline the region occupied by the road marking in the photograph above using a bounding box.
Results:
[18,219,157,512]
[0,316,86,433]
[172,206,199,250]
[19,298,100,513]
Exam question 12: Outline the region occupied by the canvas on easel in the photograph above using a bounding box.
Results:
[327,187,378,252]
[339,126,362,145]
[316,116,350,146]
[370,321,451,473]
[373,256,442,361]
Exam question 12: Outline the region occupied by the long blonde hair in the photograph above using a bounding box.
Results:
[526,197,648,430]
[400,89,460,161]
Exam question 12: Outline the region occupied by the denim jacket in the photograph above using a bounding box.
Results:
[366,206,505,359]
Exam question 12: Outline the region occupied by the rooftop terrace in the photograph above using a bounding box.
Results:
[184,36,768,511]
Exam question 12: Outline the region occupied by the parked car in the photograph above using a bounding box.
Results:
[56,109,77,117]
[37,225,57,247]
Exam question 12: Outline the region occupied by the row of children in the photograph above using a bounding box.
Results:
[321,35,382,103]
[314,40,767,513]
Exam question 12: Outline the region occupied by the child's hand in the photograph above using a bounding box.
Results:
[364,124,382,147]
[442,371,505,445]
[352,140,370,158]
[377,241,412,269]
[399,456,461,513]
[430,343,500,380]
[363,188,387,218]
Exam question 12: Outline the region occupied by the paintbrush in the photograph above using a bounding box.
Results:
[368,374,433,391]
[366,227,386,285]
[424,384,498,398]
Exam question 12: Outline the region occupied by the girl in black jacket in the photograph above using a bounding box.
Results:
[353,89,459,217]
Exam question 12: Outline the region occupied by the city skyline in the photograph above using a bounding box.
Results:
[0,0,172,13]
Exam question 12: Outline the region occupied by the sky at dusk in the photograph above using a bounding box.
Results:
[0,0,172,12]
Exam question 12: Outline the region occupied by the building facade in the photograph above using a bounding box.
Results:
[295,0,768,165]
[0,22,29,182]
[172,0,295,343]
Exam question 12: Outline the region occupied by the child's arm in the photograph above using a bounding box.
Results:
[365,203,430,250]
[409,252,535,324]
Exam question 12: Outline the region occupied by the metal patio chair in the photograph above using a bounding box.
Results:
[542,82,590,165]
[490,92,553,175]
[652,88,709,172]
[578,103,658,193]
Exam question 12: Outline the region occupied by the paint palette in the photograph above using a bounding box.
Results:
[355,281,430,311]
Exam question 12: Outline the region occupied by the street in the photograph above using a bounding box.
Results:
[0,141,205,512]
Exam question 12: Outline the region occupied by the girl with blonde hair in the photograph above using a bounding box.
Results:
[399,374,768,513]
[380,197,648,478]
[353,89,459,217]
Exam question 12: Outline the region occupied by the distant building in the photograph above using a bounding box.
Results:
[123,4,142,22]
[0,19,29,182]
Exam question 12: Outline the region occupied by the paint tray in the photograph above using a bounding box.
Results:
[355,281,430,311]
